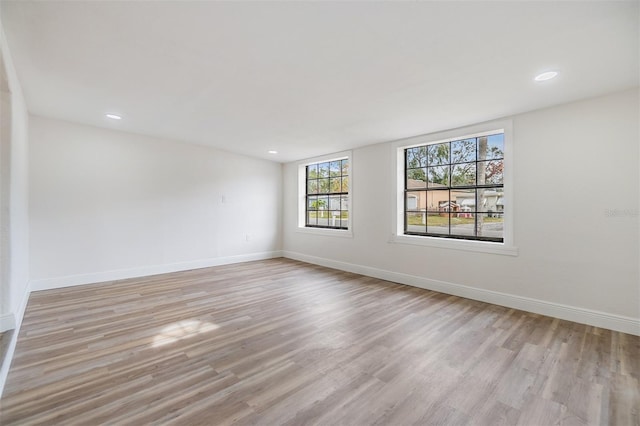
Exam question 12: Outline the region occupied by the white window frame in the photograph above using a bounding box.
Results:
[297,150,353,237]
[390,119,518,256]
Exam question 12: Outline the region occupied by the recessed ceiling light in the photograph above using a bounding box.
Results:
[534,71,558,82]
[268,150,278,154]
[105,113,122,120]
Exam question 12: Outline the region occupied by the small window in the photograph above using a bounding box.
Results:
[404,132,504,242]
[305,158,349,230]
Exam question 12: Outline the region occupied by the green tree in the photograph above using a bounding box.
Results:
[451,163,475,186]
[406,147,427,182]
[310,199,327,218]
[450,138,476,186]
[318,178,330,193]
[428,166,449,186]
[451,139,475,163]
[311,199,326,209]
[407,146,428,168]
[428,143,449,165]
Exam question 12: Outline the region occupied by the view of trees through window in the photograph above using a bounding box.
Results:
[405,133,504,242]
[306,159,349,229]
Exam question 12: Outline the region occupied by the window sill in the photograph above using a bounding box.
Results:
[390,233,518,256]
[296,227,353,238]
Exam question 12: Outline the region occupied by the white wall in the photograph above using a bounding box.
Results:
[0,23,29,322]
[283,89,640,333]
[0,32,10,323]
[29,116,282,288]
[0,22,30,396]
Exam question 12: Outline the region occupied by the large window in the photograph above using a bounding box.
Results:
[404,132,504,242]
[305,158,349,229]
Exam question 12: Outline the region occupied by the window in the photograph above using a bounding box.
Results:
[305,158,349,229]
[392,120,516,255]
[297,151,352,235]
[404,133,504,242]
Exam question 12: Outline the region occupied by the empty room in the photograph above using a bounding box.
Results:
[0,1,638,425]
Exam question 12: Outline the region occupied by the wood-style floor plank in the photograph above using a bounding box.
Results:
[0,258,638,425]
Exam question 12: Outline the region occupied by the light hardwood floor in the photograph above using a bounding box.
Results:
[1,258,638,425]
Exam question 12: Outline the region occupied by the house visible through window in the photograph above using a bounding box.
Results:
[404,132,504,242]
[306,158,349,229]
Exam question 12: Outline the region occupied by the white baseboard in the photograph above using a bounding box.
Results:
[0,313,15,333]
[30,250,284,292]
[0,281,31,398]
[283,250,640,336]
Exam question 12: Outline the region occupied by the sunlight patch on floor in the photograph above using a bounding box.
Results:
[152,320,219,347]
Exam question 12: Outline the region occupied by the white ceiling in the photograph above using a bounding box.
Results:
[1,1,638,163]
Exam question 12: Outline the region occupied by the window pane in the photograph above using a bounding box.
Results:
[318,178,330,193]
[406,191,425,211]
[425,189,449,213]
[341,159,349,175]
[477,136,489,161]
[341,176,349,192]
[329,178,341,193]
[486,134,504,160]
[477,189,503,213]
[427,213,450,235]
[307,180,318,195]
[452,189,475,213]
[315,207,330,227]
[428,166,449,187]
[330,161,341,175]
[307,196,318,210]
[495,194,504,214]
[340,210,349,229]
[451,163,475,187]
[407,168,427,188]
[318,162,330,178]
[318,196,329,210]
[479,160,503,185]
[309,196,328,212]
[407,147,427,168]
[307,211,317,226]
[307,164,318,179]
[451,213,475,237]
[328,211,341,227]
[340,196,349,211]
[428,143,450,166]
[406,212,426,233]
[406,148,415,167]
[316,217,329,227]
[407,195,418,210]
[451,138,476,163]
[328,195,341,210]
[479,213,503,239]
